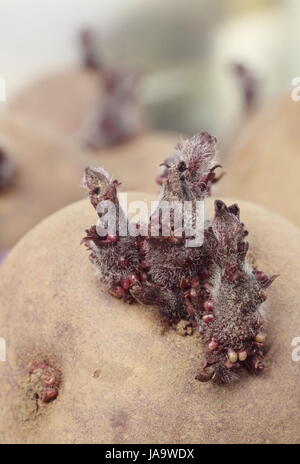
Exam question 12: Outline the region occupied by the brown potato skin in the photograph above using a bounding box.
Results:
[0,114,85,251]
[1,194,300,444]
[10,69,101,137]
[219,94,300,227]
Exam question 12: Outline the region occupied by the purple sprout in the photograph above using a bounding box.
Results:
[82,132,276,384]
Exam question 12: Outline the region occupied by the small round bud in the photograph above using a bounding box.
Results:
[203,301,214,312]
[256,270,268,282]
[112,286,126,298]
[121,274,139,289]
[228,349,238,363]
[202,314,214,324]
[140,272,147,281]
[208,339,218,351]
[256,332,266,343]
[238,351,248,362]
[106,235,118,243]
[41,387,59,403]
[260,290,267,301]
[41,374,56,387]
[121,278,131,290]
[129,274,139,285]
[191,277,200,288]
[190,288,197,298]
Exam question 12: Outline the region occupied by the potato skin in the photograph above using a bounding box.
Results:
[0,114,84,251]
[1,194,300,444]
[220,94,300,228]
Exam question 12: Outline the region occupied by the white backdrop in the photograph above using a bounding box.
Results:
[0,0,135,100]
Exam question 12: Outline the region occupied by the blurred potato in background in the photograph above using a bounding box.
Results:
[1,0,300,252]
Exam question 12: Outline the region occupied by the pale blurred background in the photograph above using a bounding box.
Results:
[1,0,300,139]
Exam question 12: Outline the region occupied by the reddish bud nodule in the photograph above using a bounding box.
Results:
[40,387,59,403]
[105,235,118,244]
[203,301,214,312]
[203,314,214,324]
[111,286,126,298]
[255,270,268,282]
[190,288,197,298]
[28,361,61,404]
[208,339,219,351]
[140,272,148,281]
[121,274,139,289]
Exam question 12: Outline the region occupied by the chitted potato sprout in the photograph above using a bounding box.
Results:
[231,62,260,114]
[82,132,277,384]
[80,28,104,72]
[84,67,143,149]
